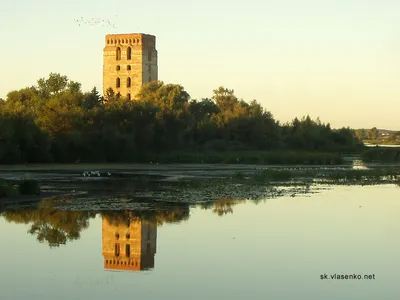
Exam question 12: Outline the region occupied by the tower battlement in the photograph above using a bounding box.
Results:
[105,33,156,49]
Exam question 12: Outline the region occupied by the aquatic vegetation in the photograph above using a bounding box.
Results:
[323,168,400,184]
[0,178,41,198]
[1,165,399,212]
[226,167,400,187]
[232,171,245,180]
[18,179,41,195]
[251,169,293,182]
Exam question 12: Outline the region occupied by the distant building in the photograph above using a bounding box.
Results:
[102,215,157,271]
[103,33,158,100]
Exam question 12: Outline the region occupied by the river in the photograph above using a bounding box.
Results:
[0,184,399,299]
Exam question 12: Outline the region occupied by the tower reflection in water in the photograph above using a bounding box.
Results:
[102,212,157,271]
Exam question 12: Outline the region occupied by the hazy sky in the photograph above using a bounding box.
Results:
[0,0,399,129]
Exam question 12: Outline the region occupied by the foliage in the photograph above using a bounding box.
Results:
[0,73,363,164]
[0,113,52,163]
[361,147,400,162]
[357,128,400,145]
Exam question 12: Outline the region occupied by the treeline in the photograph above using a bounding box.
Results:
[0,73,363,164]
[356,127,400,145]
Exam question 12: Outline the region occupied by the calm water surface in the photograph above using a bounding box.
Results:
[1,185,400,300]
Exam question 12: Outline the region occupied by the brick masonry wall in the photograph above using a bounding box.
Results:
[103,33,158,99]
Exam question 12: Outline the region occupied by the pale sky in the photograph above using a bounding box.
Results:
[0,0,399,129]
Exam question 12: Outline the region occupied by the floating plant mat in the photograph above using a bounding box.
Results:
[45,182,329,212]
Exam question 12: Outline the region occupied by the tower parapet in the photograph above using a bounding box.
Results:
[105,33,156,48]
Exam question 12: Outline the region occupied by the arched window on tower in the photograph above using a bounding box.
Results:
[127,47,131,60]
[127,93,131,100]
[127,77,131,88]
[116,77,120,88]
[116,47,121,60]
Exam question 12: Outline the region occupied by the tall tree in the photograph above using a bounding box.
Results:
[37,73,69,97]
[367,127,378,140]
[212,86,238,113]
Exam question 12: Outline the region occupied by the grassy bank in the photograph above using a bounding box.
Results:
[361,147,400,163]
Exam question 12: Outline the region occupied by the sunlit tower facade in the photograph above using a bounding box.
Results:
[103,33,158,100]
[102,215,157,271]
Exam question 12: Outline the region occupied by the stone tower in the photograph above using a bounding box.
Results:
[103,33,158,100]
[102,215,157,271]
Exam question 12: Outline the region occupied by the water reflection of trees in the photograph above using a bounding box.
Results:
[200,198,246,216]
[102,203,190,226]
[0,198,95,248]
[0,196,258,248]
[0,200,191,248]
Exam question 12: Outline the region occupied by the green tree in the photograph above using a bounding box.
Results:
[83,87,102,109]
[67,81,82,94]
[0,113,52,163]
[212,86,238,113]
[355,129,365,141]
[136,81,190,112]
[367,127,378,140]
[0,73,364,164]
[37,73,69,97]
